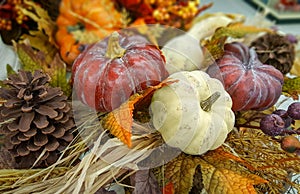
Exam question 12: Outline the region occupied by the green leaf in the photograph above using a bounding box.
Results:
[15,42,71,97]
[6,64,17,76]
[47,54,72,97]
[15,42,43,71]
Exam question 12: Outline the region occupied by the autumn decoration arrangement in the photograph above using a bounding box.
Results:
[1,0,300,194]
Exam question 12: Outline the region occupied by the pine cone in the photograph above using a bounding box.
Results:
[250,33,296,74]
[0,70,75,169]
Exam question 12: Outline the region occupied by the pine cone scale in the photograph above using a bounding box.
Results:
[41,125,55,134]
[7,121,19,132]
[19,112,35,132]
[50,126,66,138]
[36,105,58,118]
[24,128,37,137]
[34,133,48,147]
[33,114,49,129]
[45,138,59,151]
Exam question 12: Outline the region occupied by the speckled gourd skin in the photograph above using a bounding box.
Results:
[150,70,235,155]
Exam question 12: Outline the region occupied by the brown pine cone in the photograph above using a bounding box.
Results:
[0,70,75,169]
[250,33,296,74]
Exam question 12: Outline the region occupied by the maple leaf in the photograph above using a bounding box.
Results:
[164,153,203,194]
[20,31,57,63]
[163,148,267,194]
[130,170,161,194]
[200,148,267,194]
[202,23,272,62]
[101,80,176,147]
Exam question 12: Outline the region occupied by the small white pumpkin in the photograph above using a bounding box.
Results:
[161,13,245,74]
[150,70,235,155]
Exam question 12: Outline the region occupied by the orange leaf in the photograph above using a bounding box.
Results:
[101,79,176,147]
[200,164,268,194]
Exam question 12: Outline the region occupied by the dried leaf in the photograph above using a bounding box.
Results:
[15,42,42,71]
[164,148,267,194]
[200,148,267,194]
[19,0,56,45]
[130,170,161,194]
[101,80,176,147]
[165,153,202,194]
[15,42,71,97]
[290,50,300,76]
[46,54,72,97]
[202,23,272,61]
[20,31,57,63]
[282,76,300,100]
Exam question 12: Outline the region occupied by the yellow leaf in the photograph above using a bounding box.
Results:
[290,50,300,76]
[101,80,175,147]
[200,147,267,194]
[165,153,202,194]
[164,147,268,194]
[200,164,267,194]
[202,23,272,62]
[282,76,300,100]
[19,0,56,45]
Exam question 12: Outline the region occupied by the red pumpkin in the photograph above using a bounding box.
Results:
[206,42,284,111]
[72,31,168,112]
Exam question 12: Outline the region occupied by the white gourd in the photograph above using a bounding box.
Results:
[0,36,21,80]
[161,13,245,74]
[150,70,235,155]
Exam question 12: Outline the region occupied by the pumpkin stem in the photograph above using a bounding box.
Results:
[245,48,258,69]
[200,92,221,112]
[105,31,126,59]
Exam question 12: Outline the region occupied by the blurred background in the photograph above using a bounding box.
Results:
[201,0,300,35]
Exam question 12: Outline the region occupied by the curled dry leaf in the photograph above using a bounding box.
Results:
[101,80,176,147]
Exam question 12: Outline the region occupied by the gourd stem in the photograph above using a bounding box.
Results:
[200,92,221,112]
[105,31,126,59]
[245,47,257,70]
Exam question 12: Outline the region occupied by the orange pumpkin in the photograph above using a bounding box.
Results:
[55,0,124,65]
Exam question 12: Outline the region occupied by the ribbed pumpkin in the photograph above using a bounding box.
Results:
[55,0,124,65]
[72,31,168,112]
[206,42,284,111]
[150,70,235,155]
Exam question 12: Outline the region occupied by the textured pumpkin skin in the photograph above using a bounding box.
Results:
[206,42,284,111]
[150,71,235,155]
[72,32,168,112]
